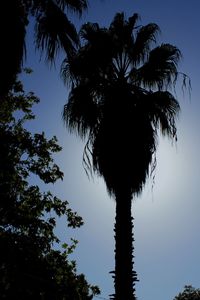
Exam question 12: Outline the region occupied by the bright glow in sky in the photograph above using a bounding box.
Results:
[23,1,200,299]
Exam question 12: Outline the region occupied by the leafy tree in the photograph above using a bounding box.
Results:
[0,0,88,98]
[174,286,200,300]
[0,75,99,299]
[62,12,188,300]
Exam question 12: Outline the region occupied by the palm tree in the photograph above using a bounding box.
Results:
[0,0,88,98]
[62,13,186,300]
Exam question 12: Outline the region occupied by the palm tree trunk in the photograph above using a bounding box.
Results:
[111,191,138,300]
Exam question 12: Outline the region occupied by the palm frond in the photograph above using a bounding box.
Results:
[35,0,78,62]
[136,43,182,89]
[82,137,94,178]
[55,0,88,15]
[80,23,113,73]
[109,13,139,53]
[80,22,101,41]
[128,13,140,32]
[61,54,82,86]
[61,48,105,87]
[147,91,180,139]
[109,12,126,31]
[63,84,99,139]
[130,23,160,65]
[60,57,72,86]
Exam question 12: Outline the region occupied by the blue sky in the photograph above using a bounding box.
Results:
[23,1,200,299]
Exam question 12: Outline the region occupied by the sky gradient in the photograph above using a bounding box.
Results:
[22,1,200,299]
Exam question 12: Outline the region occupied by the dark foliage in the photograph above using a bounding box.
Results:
[0,0,88,98]
[0,75,99,299]
[174,286,200,300]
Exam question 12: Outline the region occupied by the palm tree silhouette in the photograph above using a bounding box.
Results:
[63,13,184,300]
[0,0,88,98]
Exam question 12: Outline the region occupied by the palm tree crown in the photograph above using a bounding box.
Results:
[63,12,181,197]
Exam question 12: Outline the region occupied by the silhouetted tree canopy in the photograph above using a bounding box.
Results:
[0,0,88,98]
[0,73,100,299]
[174,286,200,300]
[62,12,184,198]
